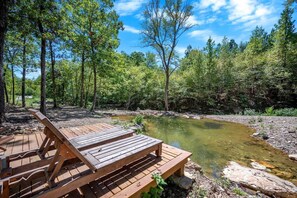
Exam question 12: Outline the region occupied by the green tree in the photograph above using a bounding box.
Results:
[246,26,269,54]
[65,0,122,111]
[0,0,11,123]
[273,2,295,68]
[142,0,194,111]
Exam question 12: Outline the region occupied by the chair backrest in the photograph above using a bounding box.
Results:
[28,109,96,170]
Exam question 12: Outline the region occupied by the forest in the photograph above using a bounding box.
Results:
[0,0,296,124]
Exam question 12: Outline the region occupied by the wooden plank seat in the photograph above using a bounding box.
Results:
[81,135,162,170]
[68,127,134,151]
[0,110,163,198]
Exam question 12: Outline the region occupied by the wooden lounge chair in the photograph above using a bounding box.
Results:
[0,110,163,197]
[0,110,135,180]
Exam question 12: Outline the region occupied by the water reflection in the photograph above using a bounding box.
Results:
[114,116,297,185]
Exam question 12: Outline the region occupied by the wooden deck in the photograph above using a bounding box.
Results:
[1,123,191,198]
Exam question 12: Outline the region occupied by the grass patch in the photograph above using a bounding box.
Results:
[232,187,247,196]
[244,107,297,117]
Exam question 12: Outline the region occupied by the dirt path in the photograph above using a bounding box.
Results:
[0,106,112,135]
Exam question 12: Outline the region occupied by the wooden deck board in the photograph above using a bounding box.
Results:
[2,123,191,198]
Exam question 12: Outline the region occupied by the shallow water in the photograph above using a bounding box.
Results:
[113,116,297,185]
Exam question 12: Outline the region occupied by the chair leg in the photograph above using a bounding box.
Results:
[48,157,66,184]
[40,138,53,158]
[155,144,162,157]
[175,166,185,177]
[47,147,61,172]
[2,180,9,198]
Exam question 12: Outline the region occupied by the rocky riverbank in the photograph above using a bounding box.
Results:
[205,115,297,155]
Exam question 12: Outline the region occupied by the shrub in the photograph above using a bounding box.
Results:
[265,106,275,116]
[232,188,247,196]
[142,173,167,198]
[133,115,144,125]
[243,109,259,115]
[274,108,297,116]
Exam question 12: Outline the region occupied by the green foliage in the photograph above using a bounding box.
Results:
[215,177,231,189]
[264,107,297,116]
[232,188,247,196]
[274,108,297,116]
[244,109,259,116]
[265,106,275,116]
[133,115,144,125]
[142,173,167,198]
[197,187,207,198]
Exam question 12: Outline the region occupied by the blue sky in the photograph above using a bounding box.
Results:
[115,0,296,55]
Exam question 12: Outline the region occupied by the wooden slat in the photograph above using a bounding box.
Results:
[69,129,134,151]
[0,136,14,145]
[113,150,192,198]
[28,134,40,163]
[87,135,145,155]
[71,127,124,142]
[69,166,96,198]
[10,134,23,168]
[21,134,30,166]
[90,136,153,157]
[91,139,158,163]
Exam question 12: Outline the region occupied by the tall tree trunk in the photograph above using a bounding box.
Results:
[90,43,96,111]
[49,40,57,108]
[39,36,46,115]
[91,64,97,111]
[75,69,79,105]
[4,79,8,104]
[22,37,26,107]
[11,65,15,105]
[164,69,169,111]
[85,72,91,108]
[38,2,46,115]
[3,69,8,104]
[79,50,85,107]
[0,0,9,123]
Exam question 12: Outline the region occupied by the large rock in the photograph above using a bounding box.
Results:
[289,154,297,161]
[250,162,266,170]
[171,174,193,190]
[223,161,297,198]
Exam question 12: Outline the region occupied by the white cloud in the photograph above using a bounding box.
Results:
[188,29,223,43]
[114,0,147,16]
[198,0,227,11]
[135,13,145,21]
[175,46,187,55]
[186,15,203,26]
[123,25,141,34]
[195,0,277,32]
[227,0,275,31]
[205,16,217,23]
[186,15,217,26]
